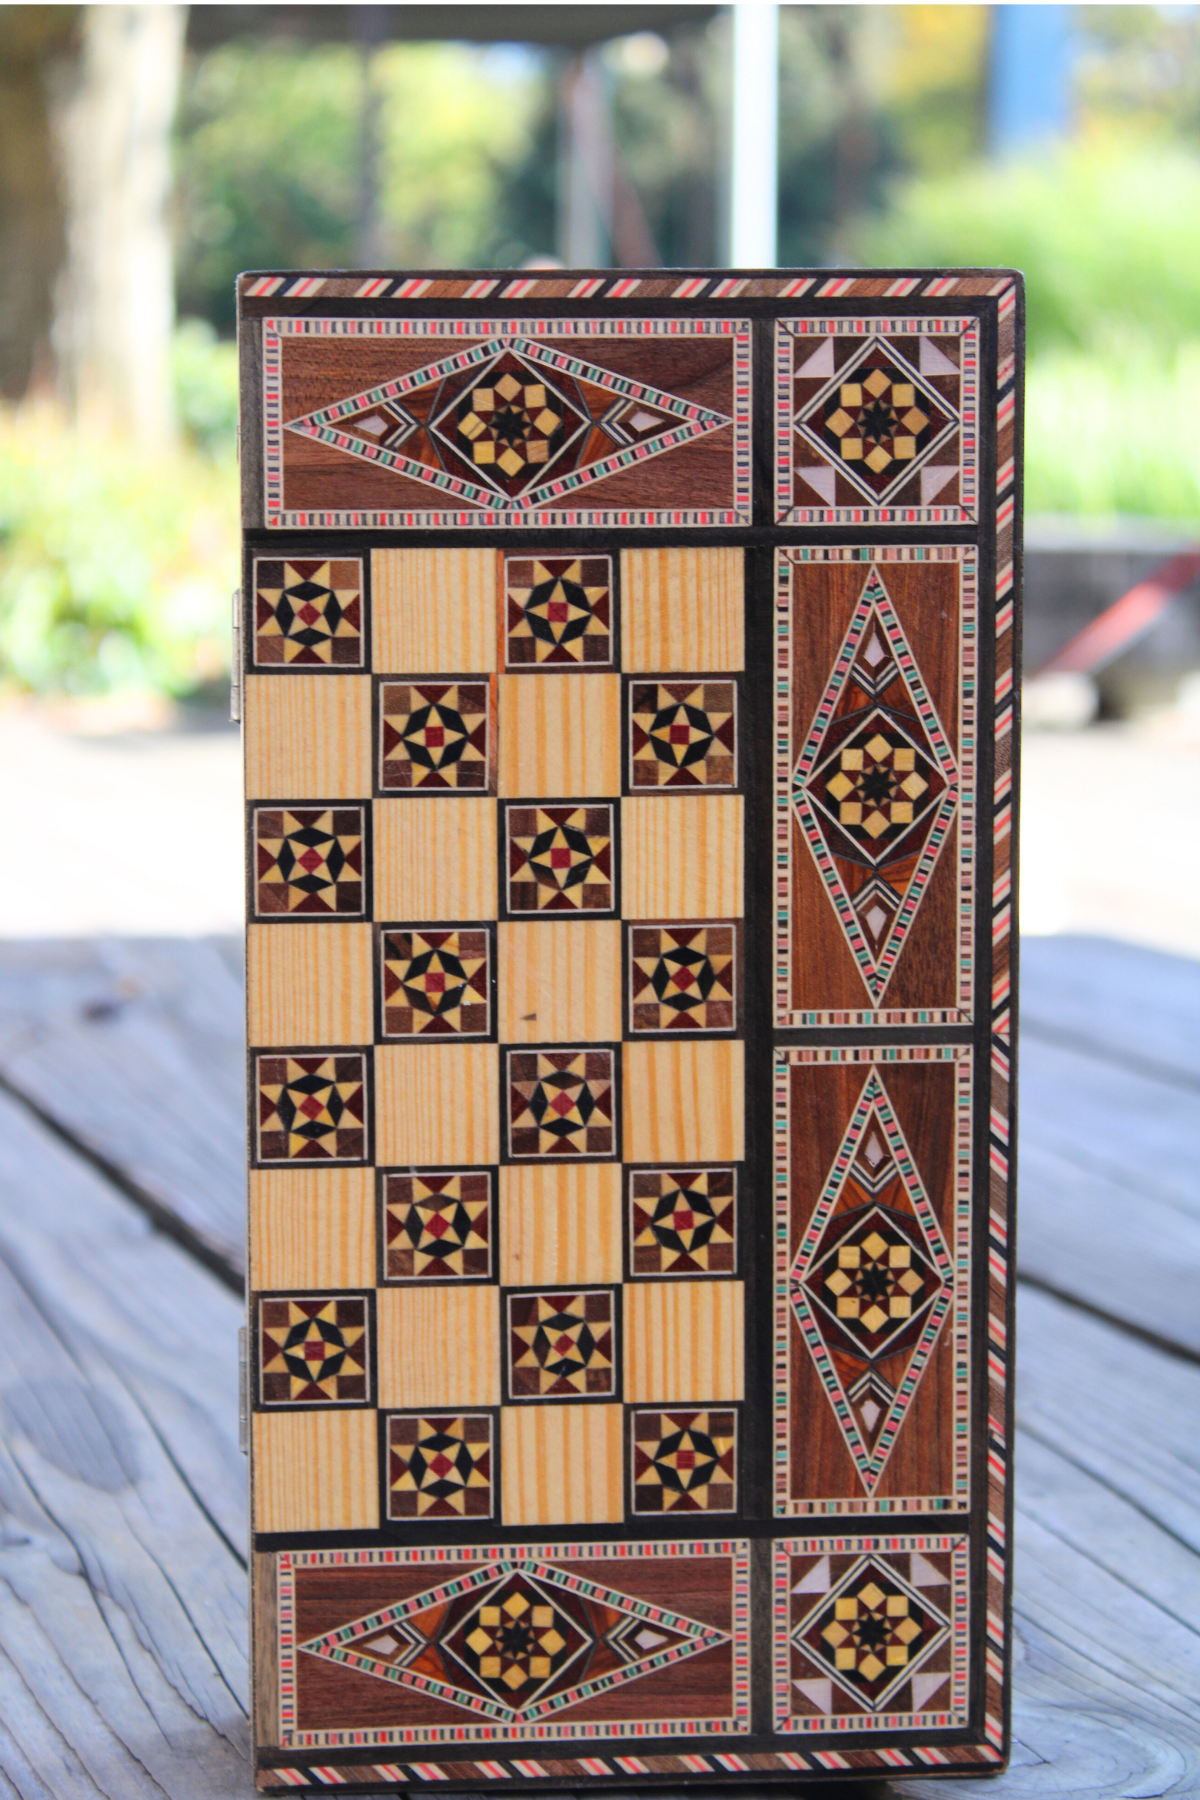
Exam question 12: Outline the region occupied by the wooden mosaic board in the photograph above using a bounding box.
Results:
[238,267,1022,1791]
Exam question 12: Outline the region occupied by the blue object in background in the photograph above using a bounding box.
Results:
[990,4,1073,155]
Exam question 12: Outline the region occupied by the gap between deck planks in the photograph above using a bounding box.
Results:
[0,933,1196,1796]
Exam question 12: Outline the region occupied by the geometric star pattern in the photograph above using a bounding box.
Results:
[383,1171,492,1281]
[259,1295,369,1405]
[253,558,363,667]
[255,1053,368,1163]
[507,1289,616,1399]
[504,555,613,668]
[631,1408,736,1513]
[387,1414,494,1518]
[380,681,493,792]
[381,928,491,1038]
[789,1070,952,1490]
[630,681,736,788]
[254,806,366,917]
[784,1543,958,1725]
[507,1049,615,1159]
[283,332,734,520]
[629,1167,736,1276]
[792,567,959,1004]
[785,327,965,518]
[295,1555,731,1729]
[629,924,736,1032]
[505,805,614,913]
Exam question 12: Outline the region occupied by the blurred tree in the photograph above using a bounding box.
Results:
[0,6,77,399]
[54,4,185,444]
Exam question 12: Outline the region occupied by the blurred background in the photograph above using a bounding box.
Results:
[1,0,1199,952]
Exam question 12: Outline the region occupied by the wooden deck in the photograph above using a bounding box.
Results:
[0,933,1195,1798]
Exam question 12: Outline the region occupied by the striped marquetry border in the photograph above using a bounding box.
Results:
[243,270,1016,304]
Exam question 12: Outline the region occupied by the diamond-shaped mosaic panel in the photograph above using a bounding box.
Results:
[383,1170,492,1281]
[259,1294,370,1405]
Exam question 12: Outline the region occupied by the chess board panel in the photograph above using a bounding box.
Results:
[240,268,1021,1790]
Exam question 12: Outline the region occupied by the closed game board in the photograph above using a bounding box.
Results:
[238,267,1021,1791]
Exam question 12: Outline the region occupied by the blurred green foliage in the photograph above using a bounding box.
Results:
[176,40,555,331]
[0,379,237,697]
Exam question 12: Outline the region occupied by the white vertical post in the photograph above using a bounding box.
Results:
[730,1,779,268]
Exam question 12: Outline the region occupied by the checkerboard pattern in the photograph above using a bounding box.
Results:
[248,546,744,1529]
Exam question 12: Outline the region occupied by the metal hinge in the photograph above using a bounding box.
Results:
[238,1325,249,1453]
[230,588,242,722]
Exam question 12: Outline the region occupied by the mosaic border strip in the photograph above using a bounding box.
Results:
[773,1047,972,1516]
[262,316,752,530]
[276,1540,751,1749]
[243,271,1016,305]
[771,1534,970,1734]
[774,546,977,1028]
[774,315,980,525]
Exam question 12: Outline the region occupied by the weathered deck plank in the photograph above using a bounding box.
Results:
[0,938,245,1279]
[0,1086,250,1798]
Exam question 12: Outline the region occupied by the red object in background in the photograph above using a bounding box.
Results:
[1035,548,1200,676]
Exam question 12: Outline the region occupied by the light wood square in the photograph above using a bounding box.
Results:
[374,797,497,921]
[622,795,743,918]
[499,1164,623,1285]
[247,922,373,1046]
[249,1168,375,1291]
[623,1040,744,1163]
[376,1043,499,1165]
[501,1403,623,1525]
[624,1280,745,1402]
[377,1284,499,1408]
[497,672,620,797]
[621,548,744,671]
[498,920,621,1043]
[244,674,372,798]
[252,1410,378,1533]
[372,548,497,672]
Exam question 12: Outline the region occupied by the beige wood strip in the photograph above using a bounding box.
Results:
[244,674,372,798]
[497,673,620,797]
[500,1403,623,1525]
[624,1280,745,1402]
[372,548,497,672]
[376,1043,499,1164]
[498,920,621,1043]
[622,795,743,918]
[623,1039,745,1162]
[377,1286,499,1407]
[621,547,745,672]
[247,922,373,1046]
[375,797,497,921]
[252,1411,378,1532]
[499,1164,623,1285]
[249,1168,375,1291]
